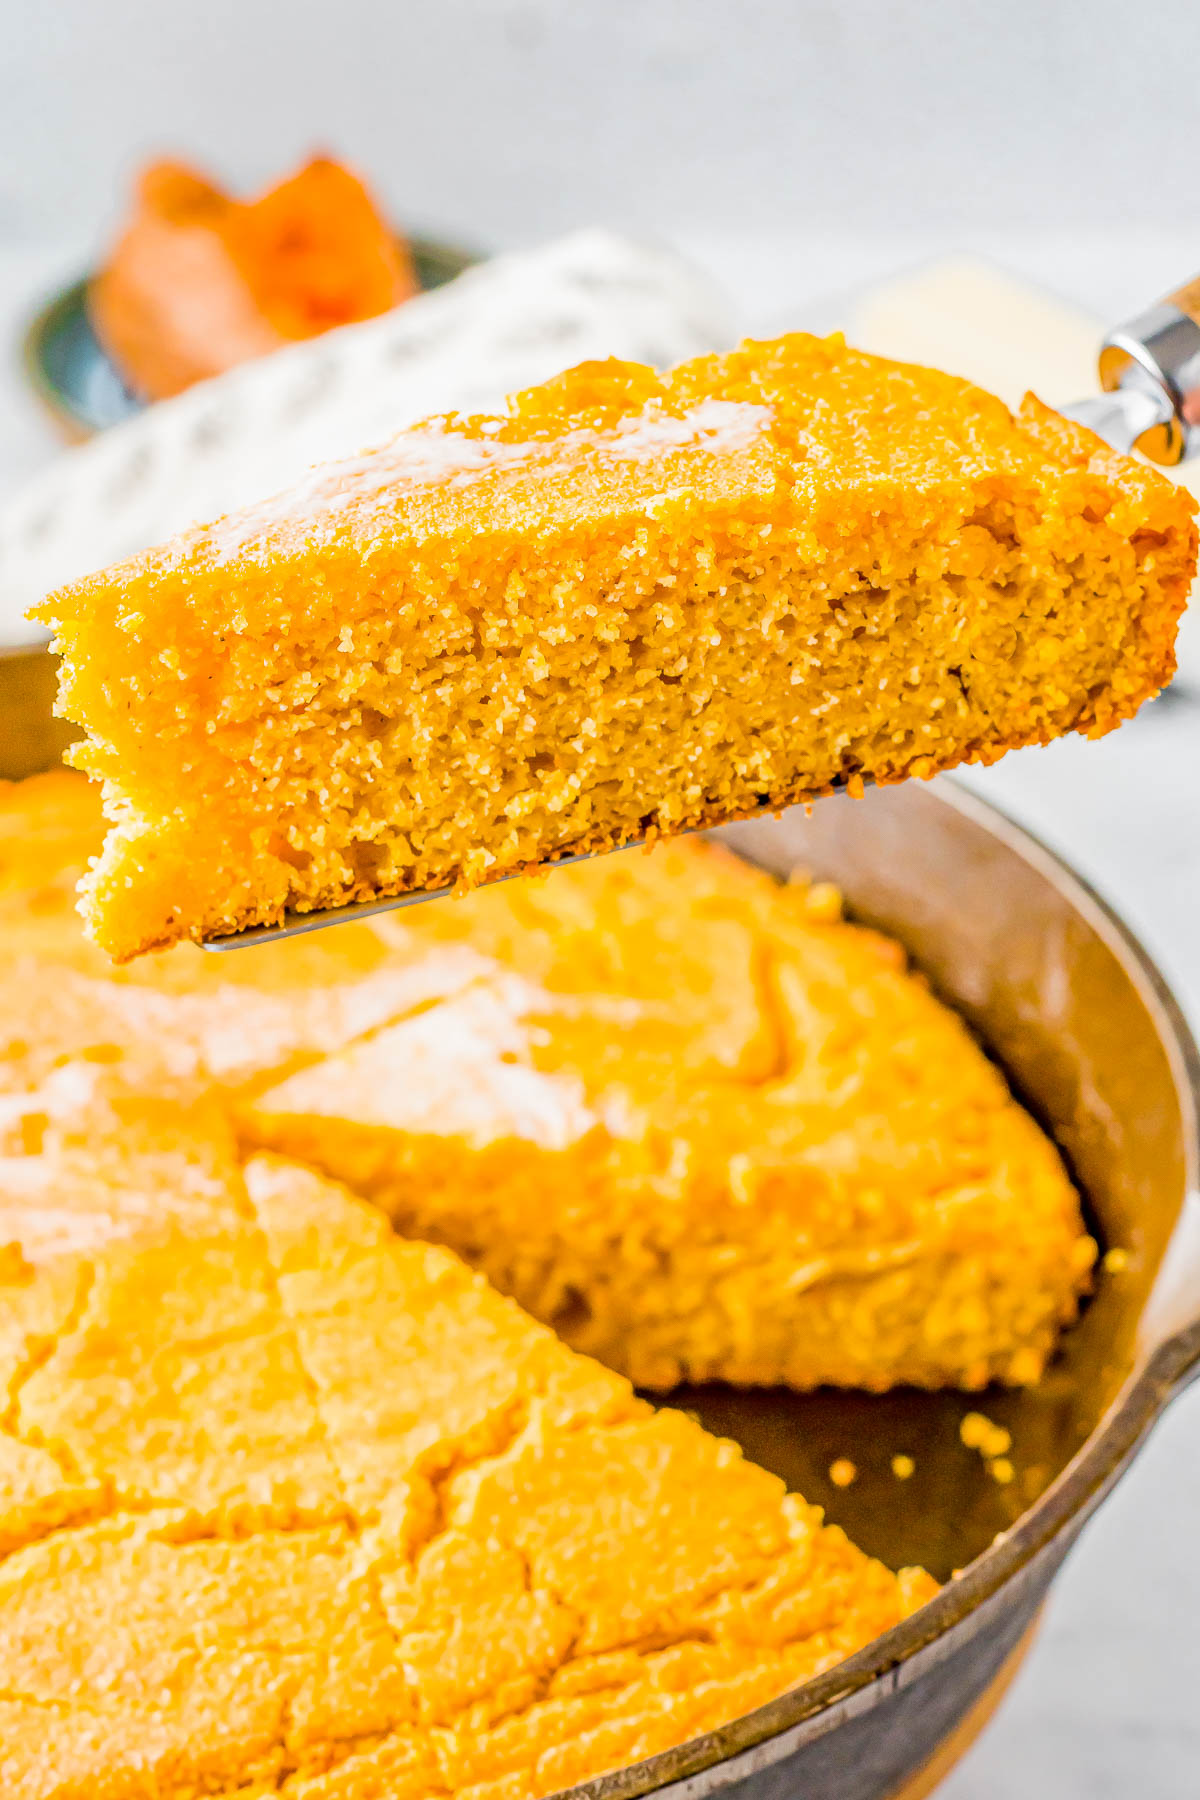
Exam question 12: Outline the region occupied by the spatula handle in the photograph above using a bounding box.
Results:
[1164,274,1200,325]
[1098,277,1200,464]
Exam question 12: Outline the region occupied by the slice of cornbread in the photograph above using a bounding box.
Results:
[246,838,1095,1393]
[0,1103,934,1799]
[35,334,1196,959]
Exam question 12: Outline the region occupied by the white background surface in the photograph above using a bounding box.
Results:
[6,0,1200,250]
[0,3,1198,1790]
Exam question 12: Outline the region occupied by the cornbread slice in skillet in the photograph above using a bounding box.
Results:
[0,1101,934,1800]
[246,838,1095,1393]
[35,334,1196,959]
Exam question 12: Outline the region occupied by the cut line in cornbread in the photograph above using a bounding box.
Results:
[0,1096,934,1799]
[34,333,1196,959]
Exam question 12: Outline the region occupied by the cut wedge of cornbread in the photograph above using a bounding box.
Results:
[245,837,1095,1393]
[35,334,1196,959]
[0,1098,934,1800]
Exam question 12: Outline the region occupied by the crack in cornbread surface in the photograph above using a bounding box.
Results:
[0,771,1094,1393]
[0,1096,935,1800]
[34,334,1196,959]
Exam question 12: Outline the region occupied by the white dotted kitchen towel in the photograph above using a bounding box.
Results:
[0,229,732,645]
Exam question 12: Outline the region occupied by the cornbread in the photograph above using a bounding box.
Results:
[959,1413,1012,1458]
[246,837,1096,1392]
[0,770,488,1101]
[0,1098,934,1799]
[0,773,1095,1393]
[35,335,1196,960]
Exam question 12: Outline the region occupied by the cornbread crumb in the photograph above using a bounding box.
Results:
[957,1404,1014,1490]
[802,879,843,923]
[34,334,1196,960]
[1103,1246,1130,1273]
[891,1454,916,1480]
[829,1458,858,1488]
[960,1412,1013,1460]
[959,1412,987,1449]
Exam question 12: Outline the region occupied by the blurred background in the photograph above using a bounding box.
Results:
[1,3,1197,1793]
[5,0,1200,289]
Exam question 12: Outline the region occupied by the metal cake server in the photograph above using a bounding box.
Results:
[206,274,1200,952]
[1058,272,1200,461]
[207,843,619,949]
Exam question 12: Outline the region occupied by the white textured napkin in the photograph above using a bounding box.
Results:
[0,229,732,645]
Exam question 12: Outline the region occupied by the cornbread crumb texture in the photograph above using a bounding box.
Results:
[33,333,1195,960]
[0,1103,934,1800]
[0,773,1095,1396]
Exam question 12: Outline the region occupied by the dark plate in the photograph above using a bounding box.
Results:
[22,235,479,441]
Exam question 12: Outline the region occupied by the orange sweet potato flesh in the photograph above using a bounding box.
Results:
[90,155,418,400]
